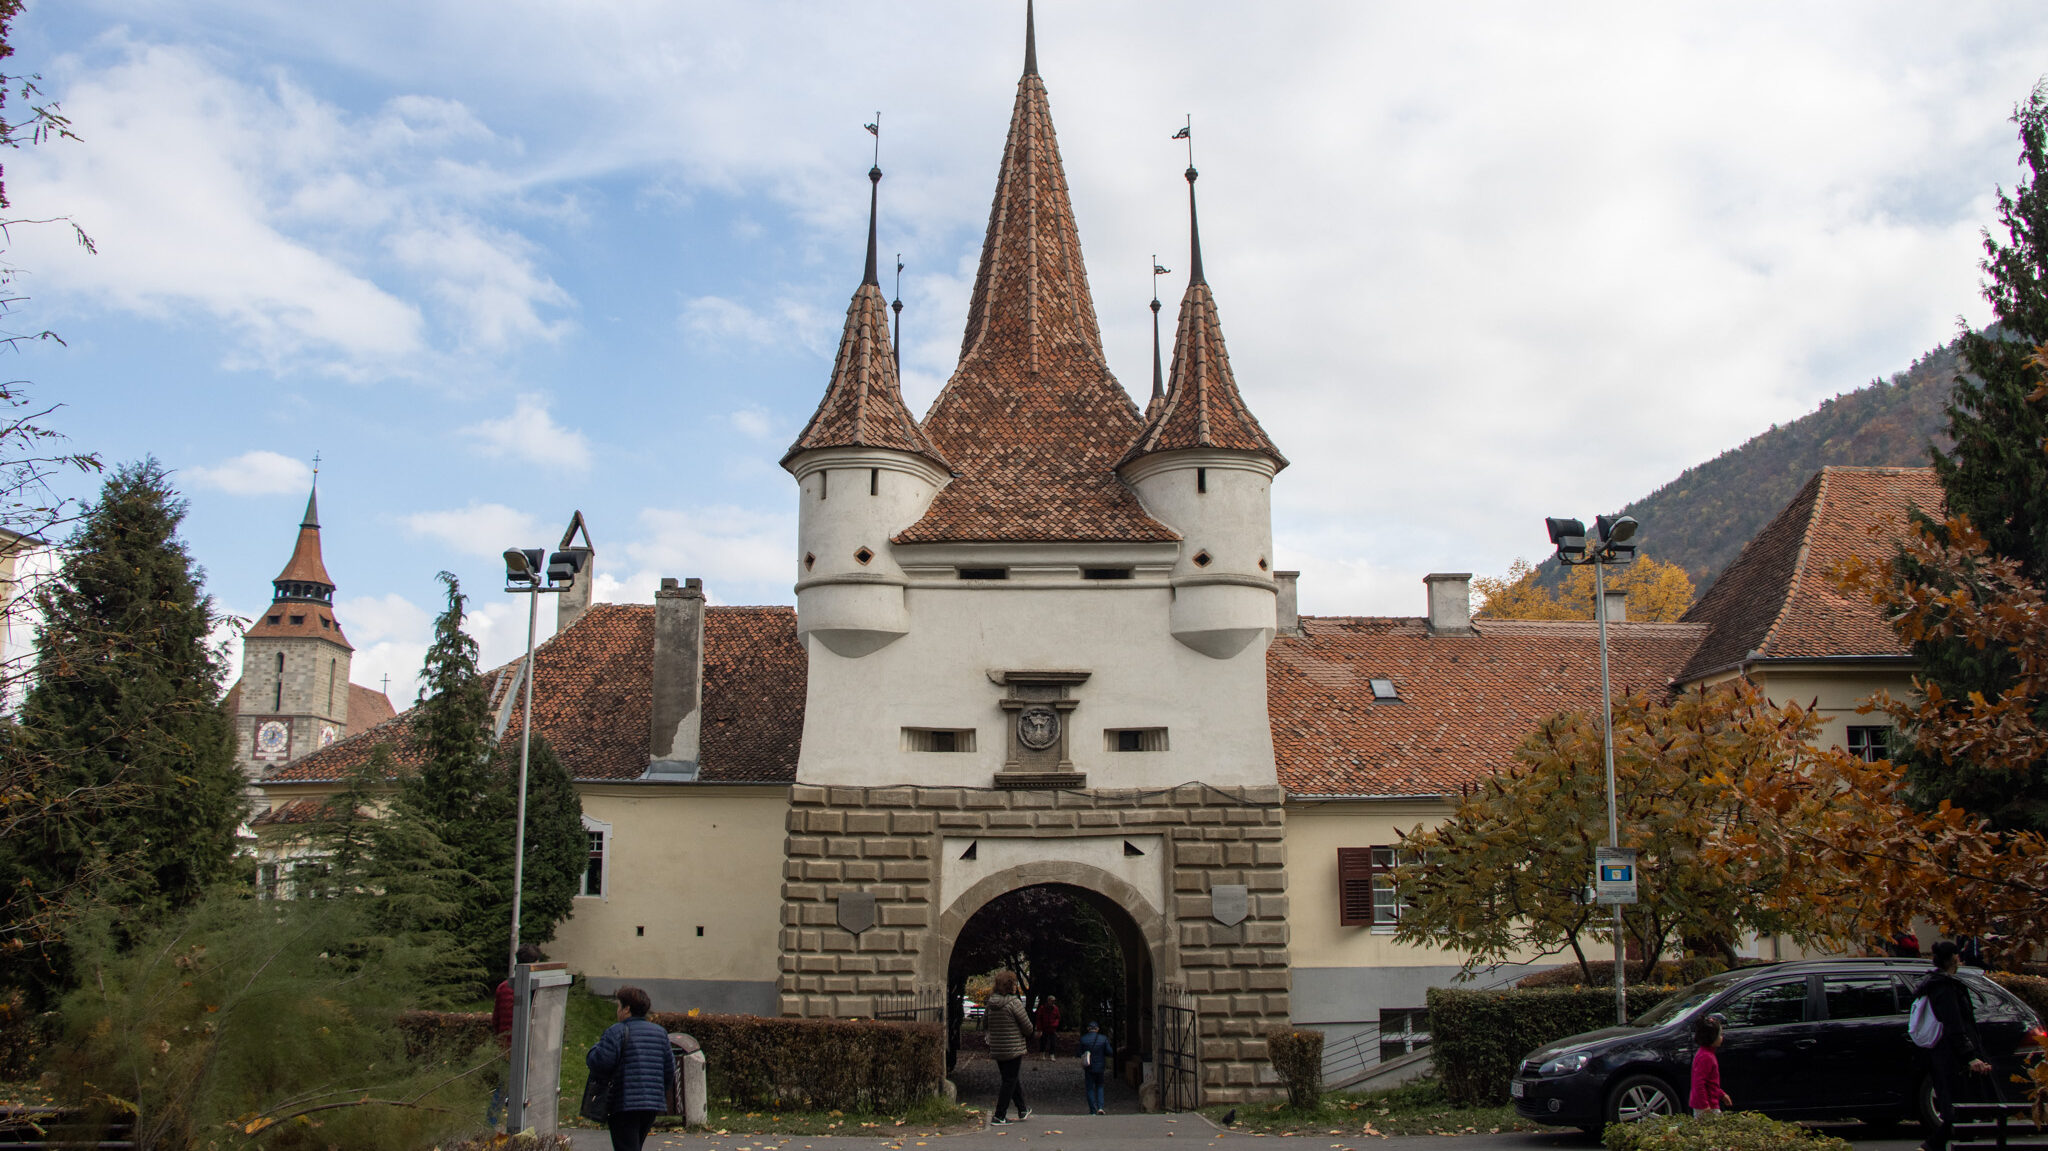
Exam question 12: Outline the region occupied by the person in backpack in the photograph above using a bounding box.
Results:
[985,971,1033,1125]
[1913,940,1992,1151]
[585,986,677,1151]
[1078,1021,1115,1115]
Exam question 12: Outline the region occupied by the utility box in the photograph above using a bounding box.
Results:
[507,962,575,1134]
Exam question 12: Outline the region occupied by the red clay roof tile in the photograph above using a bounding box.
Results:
[1268,616,1707,796]
[783,281,946,470]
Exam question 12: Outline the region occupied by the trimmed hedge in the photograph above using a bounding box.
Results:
[649,1013,944,1112]
[1603,1110,1853,1151]
[396,1010,492,1059]
[1992,972,2048,1023]
[1428,986,1675,1107]
[1265,1027,1324,1109]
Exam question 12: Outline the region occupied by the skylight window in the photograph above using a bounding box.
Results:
[1369,679,1400,702]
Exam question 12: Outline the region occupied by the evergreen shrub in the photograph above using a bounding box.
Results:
[1428,986,1674,1106]
[648,1013,943,1112]
[1603,1110,1853,1151]
[396,1011,494,1059]
[1264,1027,1324,1109]
[1991,972,2048,1022]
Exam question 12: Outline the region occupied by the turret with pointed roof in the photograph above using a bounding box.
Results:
[783,164,946,471]
[1122,166,1286,470]
[894,2,1175,545]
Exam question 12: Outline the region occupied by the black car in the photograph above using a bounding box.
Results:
[1510,959,2044,1133]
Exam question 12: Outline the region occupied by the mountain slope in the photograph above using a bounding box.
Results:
[1597,336,1961,592]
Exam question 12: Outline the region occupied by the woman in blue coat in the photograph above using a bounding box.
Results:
[586,986,676,1151]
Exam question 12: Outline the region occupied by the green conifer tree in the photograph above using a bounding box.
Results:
[0,460,243,1004]
[502,735,586,953]
[1906,81,2048,831]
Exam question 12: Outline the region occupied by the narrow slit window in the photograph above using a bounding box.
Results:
[1083,568,1133,580]
[903,727,977,752]
[958,568,1008,581]
[870,468,879,495]
[274,651,285,711]
[1197,467,1208,494]
[819,471,828,500]
[1106,728,1168,752]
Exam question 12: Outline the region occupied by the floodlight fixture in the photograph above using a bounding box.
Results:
[504,547,543,586]
[546,549,586,586]
[1546,517,1587,561]
[1596,515,1638,545]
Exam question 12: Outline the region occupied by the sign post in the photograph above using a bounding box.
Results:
[1594,847,1638,905]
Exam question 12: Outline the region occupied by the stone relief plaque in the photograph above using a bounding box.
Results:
[1016,705,1061,750]
[1211,883,1249,928]
[836,891,876,935]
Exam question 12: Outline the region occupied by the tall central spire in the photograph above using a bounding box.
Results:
[897,3,1174,545]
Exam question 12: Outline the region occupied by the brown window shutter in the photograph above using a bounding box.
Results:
[1337,847,1375,926]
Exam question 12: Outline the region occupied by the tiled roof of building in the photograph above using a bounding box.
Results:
[1120,266,1286,470]
[273,488,335,588]
[1678,466,1942,682]
[243,602,353,649]
[250,797,329,827]
[782,254,946,469]
[1267,616,1707,797]
[264,603,805,784]
[894,36,1175,545]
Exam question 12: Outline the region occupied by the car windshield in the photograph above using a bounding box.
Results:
[1630,972,1749,1029]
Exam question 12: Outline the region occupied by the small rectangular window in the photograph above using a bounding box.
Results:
[903,727,977,752]
[958,568,1008,580]
[267,614,281,625]
[1083,568,1133,580]
[289,614,306,625]
[581,830,606,897]
[1378,1008,1432,1062]
[1197,467,1207,494]
[870,468,879,495]
[1369,678,1400,702]
[1105,728,1168,752]
[1846,726,1891,763]
[1339,845,1415,928]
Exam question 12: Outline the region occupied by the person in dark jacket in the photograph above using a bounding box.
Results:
[984,970,1033,1125]
[586,986,676,1151]
[1915,940,1993,1151]
[1078,1021,1114,1115]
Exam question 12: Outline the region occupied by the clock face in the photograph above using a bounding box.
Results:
[319,725,338,748]
[257,721,289,758]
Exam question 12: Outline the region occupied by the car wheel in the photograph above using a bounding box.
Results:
[1916,1074,1939,1130]
[1607,1074,1680,1125]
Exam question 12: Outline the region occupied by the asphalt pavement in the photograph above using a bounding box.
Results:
[565,1114,1924,1151]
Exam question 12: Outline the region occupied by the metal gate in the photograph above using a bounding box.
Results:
[1155,983,1197,1111]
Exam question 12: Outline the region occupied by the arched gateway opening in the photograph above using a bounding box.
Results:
[936,878,1159,1114]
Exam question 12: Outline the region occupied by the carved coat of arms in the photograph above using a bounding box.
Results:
[1016,705,1061,750]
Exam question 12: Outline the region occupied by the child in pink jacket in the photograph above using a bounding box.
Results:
[1689,1014,1733,1113]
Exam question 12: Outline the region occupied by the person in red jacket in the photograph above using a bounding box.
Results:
[489,945,544,1128]
[1688,1014,1732,1113]
[1035,996,1061,1056]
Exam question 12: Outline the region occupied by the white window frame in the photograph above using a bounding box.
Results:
[580,814,612,899]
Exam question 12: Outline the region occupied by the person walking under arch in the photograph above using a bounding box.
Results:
[1035,995,1061,1056]
[1078,1021,1114,1115]
[985,971,1033,1124]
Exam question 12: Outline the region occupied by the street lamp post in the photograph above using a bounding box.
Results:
[1545,513,1639,1026]
[499,543,585,1131]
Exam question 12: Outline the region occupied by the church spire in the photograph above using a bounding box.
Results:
[1024,0,1038,76]
[1121,150,1286,471]
[271,475,337,603]
[1148,256,1167,416]
[782,155,946,471]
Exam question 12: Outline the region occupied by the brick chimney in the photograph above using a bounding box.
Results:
[1424,573,1475,637]
[1600,588,1627,624]
[1274,571,1301,637]
[555,510,596,634]
[646,576,706,780]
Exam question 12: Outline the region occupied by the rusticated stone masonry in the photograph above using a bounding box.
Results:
[776,782,1291,1104]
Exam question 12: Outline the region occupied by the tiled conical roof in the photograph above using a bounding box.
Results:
[783,169,946,471]
[272,485,335,590]
[895,5,1175,544]
[1122,169,1286,470]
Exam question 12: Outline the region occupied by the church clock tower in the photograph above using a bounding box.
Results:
[234,482,356,782]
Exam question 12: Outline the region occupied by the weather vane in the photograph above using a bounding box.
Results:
[865,112,880,166]
[1173,115,1193,166]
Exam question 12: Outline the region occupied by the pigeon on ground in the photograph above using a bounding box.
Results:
[1221,1108,1237,1125]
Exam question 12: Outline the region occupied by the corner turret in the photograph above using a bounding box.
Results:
[1120,164,1287,659]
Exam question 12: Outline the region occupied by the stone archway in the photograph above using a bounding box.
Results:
[928,865,1169,1112]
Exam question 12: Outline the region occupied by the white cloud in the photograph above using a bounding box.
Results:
[681,295,832,356]
[601,505,795,607]
[729,406,777,440]
[404,502,545,557]
[460,394,593,471]
[186,450,313,495]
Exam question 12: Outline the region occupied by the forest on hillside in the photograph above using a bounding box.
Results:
[1547,335,1964,593]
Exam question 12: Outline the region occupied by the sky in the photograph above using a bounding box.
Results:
[5,2,2045,702]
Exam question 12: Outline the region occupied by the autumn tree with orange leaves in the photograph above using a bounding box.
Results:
[1473,555,1696,623]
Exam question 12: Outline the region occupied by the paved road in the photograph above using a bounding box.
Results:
[566,1114,1922,1151]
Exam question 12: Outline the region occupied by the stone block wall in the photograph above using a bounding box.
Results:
[776,782,1291,1104]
